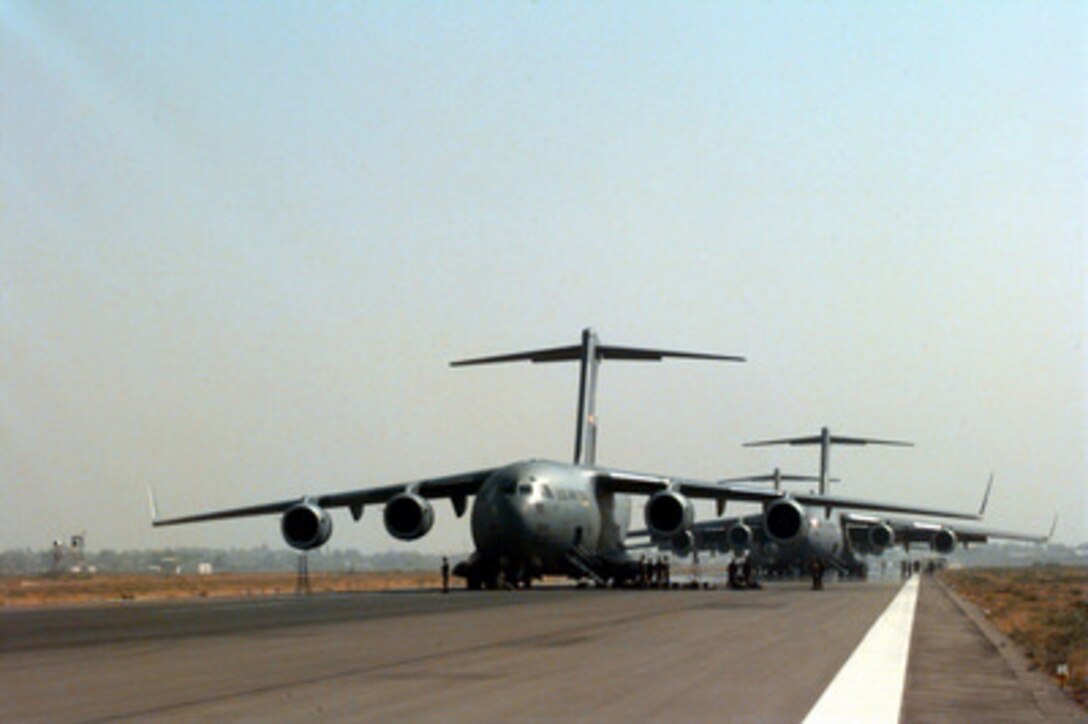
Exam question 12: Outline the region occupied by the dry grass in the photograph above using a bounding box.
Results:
[0,571,443,607]
[943,566,1088,709]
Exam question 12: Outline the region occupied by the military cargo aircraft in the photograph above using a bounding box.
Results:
[640,428,1053,576]
[152,330,981,589]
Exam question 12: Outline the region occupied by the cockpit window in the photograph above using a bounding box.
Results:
[517,483,533,496]
[541,484,555,499]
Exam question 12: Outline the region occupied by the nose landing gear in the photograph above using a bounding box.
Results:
[456,555,536,590]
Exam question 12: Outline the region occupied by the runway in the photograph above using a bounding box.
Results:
[1,578,1079,722]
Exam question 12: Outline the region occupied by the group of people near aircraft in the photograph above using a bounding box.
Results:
[726,557,761,589]
[152,329,1054,591]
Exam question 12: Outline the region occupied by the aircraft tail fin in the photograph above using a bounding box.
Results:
[452,328,744,466]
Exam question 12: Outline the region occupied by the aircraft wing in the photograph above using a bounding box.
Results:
[627,513,765,540]
[151,468,496,527]
[594,468,980,520]
[787,491,980,520]
[686,514,770,550]
[842,512,1054,545]
[595,469,773,503]
[627,513,771,553]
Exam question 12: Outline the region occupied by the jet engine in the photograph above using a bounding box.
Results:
[727,523,754,551]
[867,523,895,552]
[644,491,695,538]
[383,493,435,541]
[281,503,333,550]
[671,530,695,557]
[763,499,807,544]
[930,528,957,554]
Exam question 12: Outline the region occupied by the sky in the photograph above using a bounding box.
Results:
[2,2,1084,554]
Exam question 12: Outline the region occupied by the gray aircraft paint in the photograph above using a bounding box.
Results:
[153,331,986,588]
[155,329,745,587]
[446,329,740,584]
[660,440,1049,574]
[745,428,913,572]
[468,460,633,576]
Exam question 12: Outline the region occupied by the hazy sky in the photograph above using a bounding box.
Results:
[2,2,1084,554]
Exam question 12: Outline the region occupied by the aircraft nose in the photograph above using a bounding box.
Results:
[498,487,535,533]
[473,471,536,555]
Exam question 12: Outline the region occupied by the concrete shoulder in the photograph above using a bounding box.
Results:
[902,575,1086,722]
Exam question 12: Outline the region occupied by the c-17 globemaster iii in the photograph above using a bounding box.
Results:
[152,329,981,589]
[637,428,1054,578]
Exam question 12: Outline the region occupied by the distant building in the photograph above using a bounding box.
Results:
[156,557,182,575]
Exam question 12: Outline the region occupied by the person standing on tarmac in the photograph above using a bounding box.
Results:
[441,556,450,594]
[810,558,824,590]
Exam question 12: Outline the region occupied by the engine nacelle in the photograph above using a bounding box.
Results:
[644,491,695,538]
[670,530,695,557]
[727,523,754,551]
[931,528,957,554]
[281,503,333,550]
[867,523,895,552]
[763,499,807,544]
[384,493,435,541]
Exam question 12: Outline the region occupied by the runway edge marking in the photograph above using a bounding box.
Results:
[803,577,920,724]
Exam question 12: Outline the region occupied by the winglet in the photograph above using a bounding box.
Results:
[1047,513,1059,542]
[147,484,161,525]
[978,473,994,517]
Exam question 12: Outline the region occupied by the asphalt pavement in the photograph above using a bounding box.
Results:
[1,577,1081,722]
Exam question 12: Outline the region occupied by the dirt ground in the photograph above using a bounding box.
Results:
[943,566,1088,710]
[0,571,445,608]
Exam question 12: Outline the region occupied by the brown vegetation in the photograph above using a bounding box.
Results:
[943,566,1088,709]
[0,571,443,607]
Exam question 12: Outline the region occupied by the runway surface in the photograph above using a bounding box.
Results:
[2,577,1080,722]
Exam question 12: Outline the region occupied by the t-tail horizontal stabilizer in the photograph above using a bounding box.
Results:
[452,328,744,467]
[744,426,913,498]
[717,468,841,492]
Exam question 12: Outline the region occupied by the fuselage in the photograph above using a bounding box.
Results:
[468,460,632,578]
[751,508,853,572]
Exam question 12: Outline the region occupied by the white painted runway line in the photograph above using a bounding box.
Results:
[804,576,920,724]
